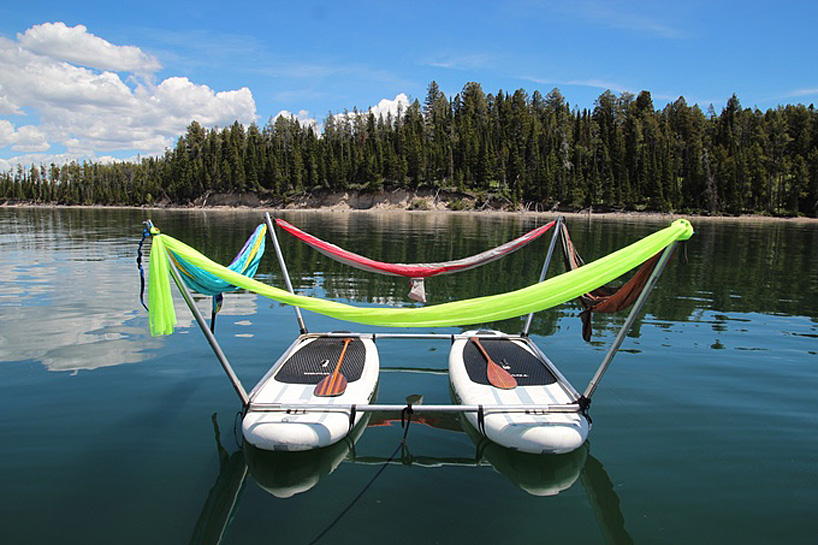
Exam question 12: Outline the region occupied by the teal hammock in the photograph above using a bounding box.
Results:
[168,223,267,317]
[169,223,267,296]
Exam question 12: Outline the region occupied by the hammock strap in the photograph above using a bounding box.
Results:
[136,224,151,311]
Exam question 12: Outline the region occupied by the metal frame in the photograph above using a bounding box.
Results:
[242,331,584,415]
[163,214,678,420]
[581,241,678,400]
[522,215,563,336]
[167,256,250,407]
[246,402,583,414]
[264,212,307,334]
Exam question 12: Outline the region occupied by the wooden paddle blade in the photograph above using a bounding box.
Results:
[471,337,517,390]
[314,338,353,397]
[486,360,517,390]
[314,372,348,397]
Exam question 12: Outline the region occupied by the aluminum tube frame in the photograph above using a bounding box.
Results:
[264,212,308,334]
[167,257,250,407]
[522,215,564,336]
[295,331,533,341]
[582,241,679,401]
[247,402,582,414]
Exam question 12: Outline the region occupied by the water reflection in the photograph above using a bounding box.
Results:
[188,414,249,545]
[0,268,257,371]
[244,412,372,499]
[190,411,632,544]
[460,417,586,496]
[0,209,262,371]
[4,208,815,371]
[265,211,818,339]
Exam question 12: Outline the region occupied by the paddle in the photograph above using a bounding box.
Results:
[470,337,517,390]
[314,338,353,397]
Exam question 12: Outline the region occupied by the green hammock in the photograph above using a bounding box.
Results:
[148,219,694,336]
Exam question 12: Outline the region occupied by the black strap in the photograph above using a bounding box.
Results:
[477,405,486,436]
[576,395,593,425]
[347,404,357,435]
[136,225,150,311]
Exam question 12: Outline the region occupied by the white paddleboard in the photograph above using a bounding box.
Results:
[449,330,589,454]
[243,335,379,451]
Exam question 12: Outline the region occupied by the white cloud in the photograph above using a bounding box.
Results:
[271,94,410,136]
[538,0,685,39]
[0,22,257,167]
[18,22,161,73]
[428,54,497,70]
[0,89,21,115]
[524,75,630,94]
[788,88,818,97]
[0,120,14,147]
[12,125,49,152]
[369,93,410,119]
[274,109,319,132]
[0,120,50,152]
[331,93,411,129]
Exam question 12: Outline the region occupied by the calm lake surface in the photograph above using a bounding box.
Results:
[1,207,816,544]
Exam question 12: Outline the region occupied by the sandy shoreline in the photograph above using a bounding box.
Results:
[3,201,816,224]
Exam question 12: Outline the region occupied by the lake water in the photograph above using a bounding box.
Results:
[0,207,816,544]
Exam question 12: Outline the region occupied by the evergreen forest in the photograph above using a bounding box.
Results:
[2,82,817,217]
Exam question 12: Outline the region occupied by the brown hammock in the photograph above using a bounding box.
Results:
[559,223,666,341]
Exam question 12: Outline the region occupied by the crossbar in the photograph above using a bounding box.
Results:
[246,402,582,414]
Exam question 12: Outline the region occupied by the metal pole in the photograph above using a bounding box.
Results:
[167,256,250,407]
[522,215,564,336]
[582,242,679,401]
[247,402,583,414]
[264,212,307,334]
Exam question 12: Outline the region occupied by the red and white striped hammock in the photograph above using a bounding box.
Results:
[274,218,555,302]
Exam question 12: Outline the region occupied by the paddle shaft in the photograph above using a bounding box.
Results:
[314,338,353,397]
[470,337,517,389]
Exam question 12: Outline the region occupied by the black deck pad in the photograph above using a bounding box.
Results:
[462,338,557,386]
[275,337,367,385]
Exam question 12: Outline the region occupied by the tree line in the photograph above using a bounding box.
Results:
[2,81,817,216]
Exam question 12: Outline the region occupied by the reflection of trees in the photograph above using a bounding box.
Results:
[262,213,818,337]
[4,208,816,357]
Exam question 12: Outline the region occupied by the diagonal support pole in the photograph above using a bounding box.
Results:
[167,255,249,407]
[265,212,308,334]
[522,215,564,336]
[582,241,679,401]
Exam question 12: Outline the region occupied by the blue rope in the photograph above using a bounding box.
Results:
[137,225,150,311]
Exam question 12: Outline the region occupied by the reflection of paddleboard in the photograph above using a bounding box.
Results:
[449,330,589,454]
[461,415,586,496]
[243,335,379,451]
[245,412,371,498]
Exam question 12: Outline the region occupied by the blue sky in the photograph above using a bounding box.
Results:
[1,0,816,168]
